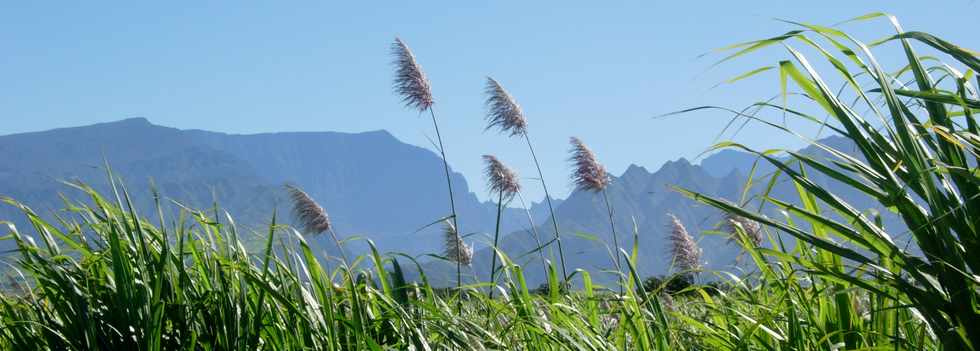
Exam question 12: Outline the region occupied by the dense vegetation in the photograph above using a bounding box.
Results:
[1,14,978,350]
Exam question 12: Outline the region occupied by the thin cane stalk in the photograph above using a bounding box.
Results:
[486,191,504,321]
[428,107,462,312]
[601,189,622,294]
[517,191,550,281]
[523,133,568,284]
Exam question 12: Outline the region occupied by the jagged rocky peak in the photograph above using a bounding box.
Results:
[664,157,692,168]
[622,164,650,177]
[619,164,651,186]
[658,157,698,177]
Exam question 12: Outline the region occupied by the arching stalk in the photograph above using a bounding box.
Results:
[523,133,568,284]
[428,107,462,312]
[601,189,622,294]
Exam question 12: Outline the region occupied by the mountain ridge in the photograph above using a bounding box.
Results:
[419,135,909,287]
[0,118,529,257]
[2,119,906,288]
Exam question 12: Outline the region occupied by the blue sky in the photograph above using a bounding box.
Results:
[1,1,977,201]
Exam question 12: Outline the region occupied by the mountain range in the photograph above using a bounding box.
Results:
[422,134,908,286]
[0,118,531,257]
[0,119,906,287]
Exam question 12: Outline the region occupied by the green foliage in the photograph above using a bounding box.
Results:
[677,12,980,350]
[0,14,975,350]
[0,178,936,350]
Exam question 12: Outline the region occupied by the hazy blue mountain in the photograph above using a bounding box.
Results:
[422,159,749,287]
[700,149,760,178]
[701,135,860,177]
[1,119,909,288]
[0,118,529,257]
[421,136,910,287]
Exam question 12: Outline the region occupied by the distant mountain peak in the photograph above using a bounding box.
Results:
[622,164,650,177]
[662,157,694,170]
[94,117,154,127]
[120,117,151,124]
[352,129,398,141]
[672,157,692,165]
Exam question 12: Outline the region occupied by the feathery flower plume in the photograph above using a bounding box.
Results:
[569,137,610,192]
[483,154,520,305]
[482,76,570,286]
[285,184,331,234]
[391,37,433,112]
[482,155,520,199]
[442,220,473,266]
[667,214,702,272]
[725,213,763,246]
[570,137,622,291]
[482,79,567,282]
[484,77,528,136]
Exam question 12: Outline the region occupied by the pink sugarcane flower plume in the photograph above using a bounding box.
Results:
[484,77,528,136]
[569,137,610,192]
[391,37,434,112]
[482,155,521,199]
[667,213,702,272]
[442,220,473,266]
[725,213,763,246]
[285,184,331,234]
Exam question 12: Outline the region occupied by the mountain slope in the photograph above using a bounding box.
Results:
[0,118,527,256]
[422,159,747,287]
[2,120,911,287]
[422,136,911,287]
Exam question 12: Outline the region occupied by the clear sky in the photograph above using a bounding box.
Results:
[2,1,977,201]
